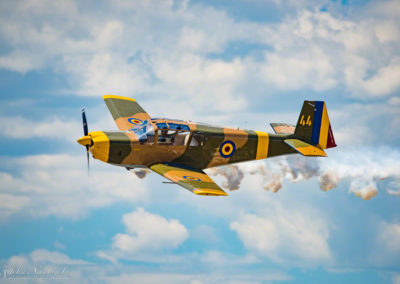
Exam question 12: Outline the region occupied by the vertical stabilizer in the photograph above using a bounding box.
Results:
[294,101,336,149]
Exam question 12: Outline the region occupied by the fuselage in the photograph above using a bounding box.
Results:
[83,118,297,170]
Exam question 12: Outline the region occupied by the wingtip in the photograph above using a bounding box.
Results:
[193,189,228,196]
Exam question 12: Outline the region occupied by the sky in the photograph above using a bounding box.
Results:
[0,0,399,283]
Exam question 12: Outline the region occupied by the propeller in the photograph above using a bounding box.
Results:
[81,108,90,174]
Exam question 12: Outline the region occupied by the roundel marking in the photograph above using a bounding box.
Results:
[183,176,201,181]
[219,140,236,158]
[128,118,144,125]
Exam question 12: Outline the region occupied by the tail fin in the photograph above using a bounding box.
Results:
[294,101,336,149]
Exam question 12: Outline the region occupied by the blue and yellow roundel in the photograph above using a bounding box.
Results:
[128,118,144,125]
[183,176,201,181]
[219,140,236,158]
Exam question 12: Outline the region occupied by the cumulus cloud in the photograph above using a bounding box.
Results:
[1,249,290,283]
[28,249,89,265]
[0,154,148,221]
[112,207,188,253]
[230,208,332,264]
[101,271,291,284]
[372,220,400,267]
[0,0,399,103]
[257,8,400,97]
[0,116,80,140]
[3,249,88,275]
[377,221,400,253]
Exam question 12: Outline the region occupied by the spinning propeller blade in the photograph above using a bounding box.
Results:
[81,108,90,174]
[82,108,88,136]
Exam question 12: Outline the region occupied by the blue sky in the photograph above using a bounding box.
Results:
[0,0,400,283]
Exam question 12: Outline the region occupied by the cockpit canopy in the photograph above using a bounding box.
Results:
[129,119,204,146]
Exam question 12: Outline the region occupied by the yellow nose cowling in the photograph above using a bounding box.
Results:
[87,131,110,163]
[77,135,92,146]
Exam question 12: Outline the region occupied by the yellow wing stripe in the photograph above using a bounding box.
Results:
[319,103,330,149]
[255,131,269,160]
[103,95,136,102]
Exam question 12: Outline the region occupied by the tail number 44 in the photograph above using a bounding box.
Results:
[300,115,312,126]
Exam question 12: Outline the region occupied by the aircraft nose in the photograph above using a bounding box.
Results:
[77,135,92,146]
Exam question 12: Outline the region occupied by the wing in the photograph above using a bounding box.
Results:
[103,95,151,131]
[150,163,228,196]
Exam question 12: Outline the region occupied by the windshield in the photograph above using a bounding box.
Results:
[130,120,155,142]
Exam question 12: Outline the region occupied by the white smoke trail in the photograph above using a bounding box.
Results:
[208,148,400,200]
[206,165,244,191]
[349,179,378,200]
[386,180,400,196]
[319,172,339,192]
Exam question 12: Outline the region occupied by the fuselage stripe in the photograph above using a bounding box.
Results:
[255,131,269,160]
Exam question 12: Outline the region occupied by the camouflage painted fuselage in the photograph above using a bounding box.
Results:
[78,95,336,196]
[89,119,297,170]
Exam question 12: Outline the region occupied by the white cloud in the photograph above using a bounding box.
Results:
[0,154,148,221]
[331,102,400,147]
[378,222,400,253]
[1,249,97,283]
[0,193,30,220]
[260,9,400,97]
[1,249,289,284]
[0,50,43,73]
[4,249,88,270]
[1,0,399,103]
[101,271,290,284]
[112,207,188,253]
[29,249,88,265]
[370,220,400,267]
[260,47,337,91]
[367,0,400,18]
[230,207,332,264]
[0,116,80,140]
[102,273,199,284]
[393,274,400,284]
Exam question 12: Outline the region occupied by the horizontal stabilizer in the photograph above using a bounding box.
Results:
[284,139,327,157]
[270,123,295,134]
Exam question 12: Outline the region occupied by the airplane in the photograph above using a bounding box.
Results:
[77,95,336,196]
